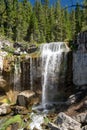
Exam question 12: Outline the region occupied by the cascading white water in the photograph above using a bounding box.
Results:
[13,58,21,91]
[30,57,33,90]
[0,56,3,74]
[0,51,7,74]
[41,42,69,107]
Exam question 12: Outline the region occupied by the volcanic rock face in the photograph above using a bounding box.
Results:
[77,31,87,50]
[73,31,87,87]
[73,52,87,86]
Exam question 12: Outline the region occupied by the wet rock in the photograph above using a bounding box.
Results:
[54,112,81,130]
[17,90,35,108]
[45,103,54,110]
[73,113,87,124]
[84,100,87,108]
[67,90,87,105]
[13,42,22,48]
[32,105,44,112]
[27,44,37,53]
[0,103,11,115]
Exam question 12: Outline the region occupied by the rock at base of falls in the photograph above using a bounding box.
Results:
[72,113,87,124]
[16,90,35,108]
[49,112,81,130]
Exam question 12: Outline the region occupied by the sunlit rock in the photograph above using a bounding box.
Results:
[54,112,81,130]
[0,103,11,115]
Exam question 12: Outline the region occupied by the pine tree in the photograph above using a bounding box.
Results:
[34,1,46,43]
[70,10,76,40]
[75,3,82,35]
[49,6,55,42]
[25,12,40,43]
[0,0,86,43]
[54,0,62,41]
[4,0,14,38]
[82,0,87,31]
[63,8,71,41]
[0,0,5,35]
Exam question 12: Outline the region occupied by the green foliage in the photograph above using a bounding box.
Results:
[69,40,78,50]
[3,45,15,54]
[0,0,86,44]
[0,115,23,130]
[81,26,87,31]
[44,116,50,124]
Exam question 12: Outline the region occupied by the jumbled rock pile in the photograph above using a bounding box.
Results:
[48,112,87,130]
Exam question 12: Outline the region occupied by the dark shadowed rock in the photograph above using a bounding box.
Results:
[48,122,60,130]
[17,90,35,108]
[67,90,87,105]
[82,125,87,130]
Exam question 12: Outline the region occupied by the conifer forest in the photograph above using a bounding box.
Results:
[0,0,87,44]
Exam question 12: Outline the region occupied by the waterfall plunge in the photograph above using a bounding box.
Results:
[41,42,69,107]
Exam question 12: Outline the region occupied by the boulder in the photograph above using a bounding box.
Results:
[82,125,87,130]
[73,113,87,124]
[54,112,81,130]
[0,103,11,115]
[48,123,61,130]
[17,90,35,108]
[67,90,87,105]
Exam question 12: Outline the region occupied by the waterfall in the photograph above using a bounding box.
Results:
[0,51,7,74]
[0,56,3,74]
[13,57,21,91]
[30,57,33,90]
[41,42,69,107]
